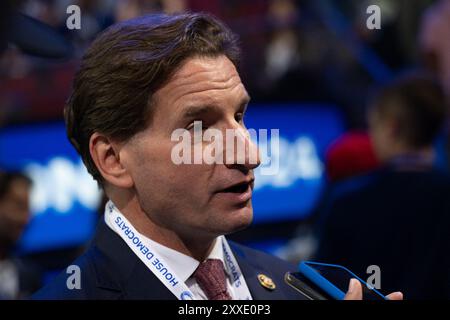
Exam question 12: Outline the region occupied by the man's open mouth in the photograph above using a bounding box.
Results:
[220,181,250,193]
[217,178,254,194]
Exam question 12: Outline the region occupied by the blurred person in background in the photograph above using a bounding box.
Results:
[315,73,450,299]
[419,0,450,172]
[325,131,380,183]
[419,0,450,98]
[0,171,41,299]
[281,131,381,264]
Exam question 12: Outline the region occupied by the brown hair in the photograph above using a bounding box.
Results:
[370,72,447,148]
[65,13,241,183]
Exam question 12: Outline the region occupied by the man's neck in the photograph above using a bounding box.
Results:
[110,194,216,261]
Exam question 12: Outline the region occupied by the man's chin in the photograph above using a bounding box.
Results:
[222,204,253,234]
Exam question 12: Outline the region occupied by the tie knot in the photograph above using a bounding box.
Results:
[193,259,232,300]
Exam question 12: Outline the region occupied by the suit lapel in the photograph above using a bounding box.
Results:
[230,243,291,300]
[122,259,177,300]
[92,220,177,300]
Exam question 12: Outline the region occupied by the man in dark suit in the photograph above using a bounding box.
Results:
[316,73,450,299]
[32,217,301,300]
[32,12,400,300]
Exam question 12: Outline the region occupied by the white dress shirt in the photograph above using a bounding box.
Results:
[143,234,252,300]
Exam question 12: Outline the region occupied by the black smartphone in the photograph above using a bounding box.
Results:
[284,271,333,300]
[285,261,386,300]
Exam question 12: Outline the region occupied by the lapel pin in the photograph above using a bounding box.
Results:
[257,274,276,290]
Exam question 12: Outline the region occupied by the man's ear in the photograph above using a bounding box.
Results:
[89,132,134,188]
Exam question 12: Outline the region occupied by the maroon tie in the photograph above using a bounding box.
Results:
[193,259,232,300]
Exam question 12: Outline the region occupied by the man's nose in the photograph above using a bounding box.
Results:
[224,125,261,171]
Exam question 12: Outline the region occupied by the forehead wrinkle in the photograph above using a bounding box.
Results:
[167,74,247,109]
[163,56,242,94]
[172,77,245,108]
[174,55,238,80]
[170,68,242,94]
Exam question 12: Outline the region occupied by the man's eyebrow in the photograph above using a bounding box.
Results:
[181,105,221,120]
[181,96,251,120]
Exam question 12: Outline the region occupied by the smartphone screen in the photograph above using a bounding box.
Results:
[299,262,386,300]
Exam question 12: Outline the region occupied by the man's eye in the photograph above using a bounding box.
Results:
[235,113,244,123]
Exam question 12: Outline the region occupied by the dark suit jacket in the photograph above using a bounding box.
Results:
[32,220,305,300]
[315,164,450,299]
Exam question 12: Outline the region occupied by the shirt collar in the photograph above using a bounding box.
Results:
[143,235,200,283]
[126,227,228,283]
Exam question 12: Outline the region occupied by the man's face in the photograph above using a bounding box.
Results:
[120,55,260,241]
[0,178,31,245]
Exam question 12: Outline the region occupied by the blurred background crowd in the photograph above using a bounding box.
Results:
[0,0,449,299]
